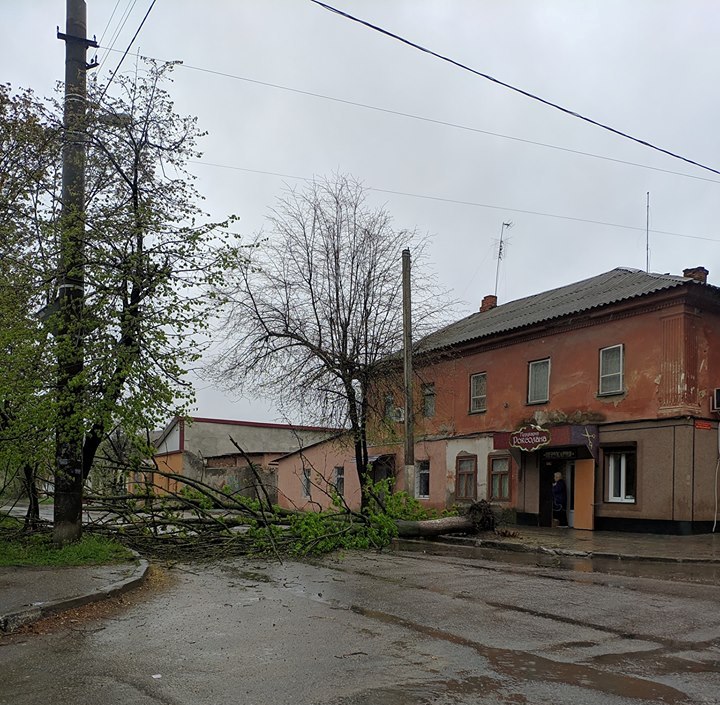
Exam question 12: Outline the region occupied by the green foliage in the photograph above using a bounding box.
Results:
[364,476,448,520]
[178,485,214,510]
[283,509,397,557]
[1,64,246,497]
[0,529,134,566]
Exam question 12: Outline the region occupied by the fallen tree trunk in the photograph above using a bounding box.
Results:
[395,516,475,537]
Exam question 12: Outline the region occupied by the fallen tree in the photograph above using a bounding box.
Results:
[1,448,498,560]
[396,499,497,537]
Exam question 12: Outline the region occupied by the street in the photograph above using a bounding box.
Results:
[1,548,718,704]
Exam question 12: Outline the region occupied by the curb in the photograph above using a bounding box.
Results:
[0,556,149,634]
[399,534,720,566]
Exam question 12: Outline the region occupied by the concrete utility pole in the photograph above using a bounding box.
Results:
[54,1,96,545]
[402,249,415,495]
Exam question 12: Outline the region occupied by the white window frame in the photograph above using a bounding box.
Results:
[528,359,550,404]
[470,372,487,413]
[415,460,430,499]
[599,344,624,395]
[607,451,635,503]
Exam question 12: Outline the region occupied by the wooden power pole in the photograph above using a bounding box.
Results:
[54,0,96,545]
[402,249,415,495]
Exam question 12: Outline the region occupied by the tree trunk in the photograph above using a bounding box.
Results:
[395,516,475,537]
[23,464,40,530]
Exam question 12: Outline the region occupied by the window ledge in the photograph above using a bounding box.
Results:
[526,400,548,406]
[468,409,487,415]
[597,391,625,398]
[606,498,636,504]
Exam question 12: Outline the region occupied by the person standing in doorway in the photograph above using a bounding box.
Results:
[552,471,569,527]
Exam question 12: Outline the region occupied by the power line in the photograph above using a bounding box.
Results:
[98,46,720,187]
[188,159,720,243]
[311,0,720,178]
[97,0,138,71]
[97,0,158,105]
[96,0,124,49]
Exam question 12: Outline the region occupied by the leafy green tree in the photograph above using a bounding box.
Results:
[0,84,58,517]
[0,64,239,535]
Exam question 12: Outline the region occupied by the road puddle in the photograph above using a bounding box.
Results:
[350,604,690,703]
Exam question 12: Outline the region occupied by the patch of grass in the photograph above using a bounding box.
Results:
[0,530,135,567]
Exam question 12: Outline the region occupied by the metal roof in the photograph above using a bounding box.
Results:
[417,267,704,352]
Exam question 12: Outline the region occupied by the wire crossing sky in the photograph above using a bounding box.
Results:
[311,0,720,178]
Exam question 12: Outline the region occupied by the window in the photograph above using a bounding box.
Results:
[456,454,477,500]
[384,394,395,419]
[416,460,430,499]
[606,449,636,503]
[528,359,550,404]
[600,345,624,395]
[422,383,436,418]
[302,468,311,498]
[334,467,344,496]
[489,456,510,501]
[470,373,487,413]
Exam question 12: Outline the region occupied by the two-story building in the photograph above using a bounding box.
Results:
[277,266,720,533]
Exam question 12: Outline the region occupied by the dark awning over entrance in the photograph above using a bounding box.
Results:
[494,424,598,462]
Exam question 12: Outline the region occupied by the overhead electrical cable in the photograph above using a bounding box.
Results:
[97,0,138,71]
[96,0,123,49]
[96,0,158,105]
[310,0,720,178]
[98,46,720,186]
[188,160,720,243]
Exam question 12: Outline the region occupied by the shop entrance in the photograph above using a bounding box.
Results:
[539,457,574,527]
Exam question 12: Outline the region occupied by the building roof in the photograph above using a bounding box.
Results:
[417,267,711,353]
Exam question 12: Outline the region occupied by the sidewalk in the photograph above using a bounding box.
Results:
[0,559,148,634]
[471,525,720,563]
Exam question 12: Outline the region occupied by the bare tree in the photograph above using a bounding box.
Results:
[214,175,445,507]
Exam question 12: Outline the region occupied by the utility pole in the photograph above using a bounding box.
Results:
[402,249,415,495]
[54,1,97,545]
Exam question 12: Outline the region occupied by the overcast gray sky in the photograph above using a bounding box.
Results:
[5,1,720,422]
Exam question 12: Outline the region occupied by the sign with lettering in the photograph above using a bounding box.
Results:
[510,425,551,452]
[695,420,713,430]
[543,449,577,460]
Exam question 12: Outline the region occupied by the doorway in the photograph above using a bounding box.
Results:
[539,457,575,527]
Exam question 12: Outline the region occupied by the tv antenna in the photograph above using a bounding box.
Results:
[494,221,513,297]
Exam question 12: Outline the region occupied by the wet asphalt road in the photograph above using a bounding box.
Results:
[1,549,719,705]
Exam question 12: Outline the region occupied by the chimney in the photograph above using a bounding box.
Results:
[683,266,709,284]
[480,294,497,312]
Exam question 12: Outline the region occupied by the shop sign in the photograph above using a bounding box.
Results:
[543,448,576,460]
[510,425,551,452]
[695,420,713,430]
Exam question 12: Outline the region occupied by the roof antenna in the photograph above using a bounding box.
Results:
[494,221,513,297]
[645,192,650,272]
